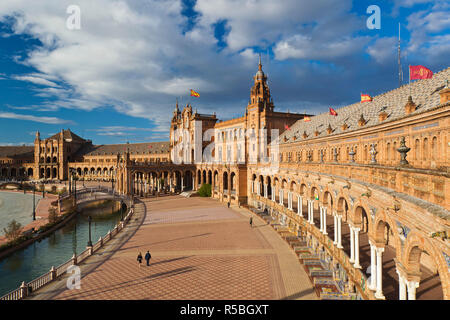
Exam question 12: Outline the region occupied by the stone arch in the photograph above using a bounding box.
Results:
[266,176,272,198]
[353,204,370,233]
[231,172,236,191]
[27,168,33,177]
[322,190,334,208]
[403,232,447,299]
[223,171,228,191]
[373,213,402,253]
[77,168,82,176]
[208,170,212,184]
[310,186,319,201]
[290,180,297,192]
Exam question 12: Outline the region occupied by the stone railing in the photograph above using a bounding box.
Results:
[252,194,375,300]
[0,204,135,300]
[261,161,449,209]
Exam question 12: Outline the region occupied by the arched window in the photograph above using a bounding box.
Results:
[431,136,437,161]
[423,138,428,161]
[386,142,391,161]
[415,139,420,160]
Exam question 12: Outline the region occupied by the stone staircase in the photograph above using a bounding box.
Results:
[250,207,350,300]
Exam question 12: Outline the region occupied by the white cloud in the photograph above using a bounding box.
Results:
[0,112,72,124]
[367,37,398,64]
[13,75,59,87]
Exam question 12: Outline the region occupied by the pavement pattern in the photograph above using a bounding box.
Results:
[31,196,317,300]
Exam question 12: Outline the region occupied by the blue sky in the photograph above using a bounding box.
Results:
[0,0,448,145]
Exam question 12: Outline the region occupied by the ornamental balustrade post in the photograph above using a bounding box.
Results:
[20,281,28,298]
[72,253,77,265]
[50,266,57,281]
[99,236,103,247]
[370,143,378,164]
[397,136,411,166]
[349,147,356,163]
[323,207,327,235]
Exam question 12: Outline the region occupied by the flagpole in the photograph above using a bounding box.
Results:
[409,65,411,97]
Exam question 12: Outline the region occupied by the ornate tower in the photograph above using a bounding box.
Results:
[248,55,274,112]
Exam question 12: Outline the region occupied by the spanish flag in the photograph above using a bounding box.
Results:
[409,65,433,80]
[284,123,291,131]
[361,94,372,103]
[190,89,200,97]
[304,116,311,122]
[329,107,338,116]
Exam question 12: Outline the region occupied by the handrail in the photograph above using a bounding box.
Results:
[0,195,135,300]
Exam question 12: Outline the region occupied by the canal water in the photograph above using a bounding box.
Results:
[0,191,42,236]
[0,199,123,297]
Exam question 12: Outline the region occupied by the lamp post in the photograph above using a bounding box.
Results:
[87,215,92,247]
[32,183,36,221]
[120,200,124,221]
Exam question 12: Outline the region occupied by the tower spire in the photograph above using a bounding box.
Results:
[258,53,262,71]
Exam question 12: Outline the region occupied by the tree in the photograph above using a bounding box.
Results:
[48,207,59,224]
[3,220,22,241]
[198,184,212,197]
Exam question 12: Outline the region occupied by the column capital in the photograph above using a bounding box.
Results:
[353,227,360,232]
[375,247,385,254]
[406,280,419,289]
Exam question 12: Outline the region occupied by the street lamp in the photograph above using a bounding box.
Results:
[120,200,124,221]
[32,183,36,221]
[87,215,92,247]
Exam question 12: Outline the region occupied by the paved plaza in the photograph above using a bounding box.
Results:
[32,195,317,300]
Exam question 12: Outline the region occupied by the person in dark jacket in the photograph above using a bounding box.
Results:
[145,250,151,266]
[137,252,143,268]
[249,217,253,228]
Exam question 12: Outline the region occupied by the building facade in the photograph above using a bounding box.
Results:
[0,62,448,300]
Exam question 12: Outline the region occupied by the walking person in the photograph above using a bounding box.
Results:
[145,250,152,266]
[249,216,253,228]
[137,252,143,268]
[227,202,230,208]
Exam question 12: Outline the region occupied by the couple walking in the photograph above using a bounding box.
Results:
[137,250,151,267]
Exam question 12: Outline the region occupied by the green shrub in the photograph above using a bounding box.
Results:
[3,220,23,241]
[198,184,211,197]
[48,207,59,224]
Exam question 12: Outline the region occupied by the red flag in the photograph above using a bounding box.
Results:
[361,94,372,103]
[284,123,291,130]
[409,65,433,80]
[190,89,200,97]
[329,107,338,116]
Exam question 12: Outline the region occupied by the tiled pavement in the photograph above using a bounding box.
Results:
[30,196,317,300]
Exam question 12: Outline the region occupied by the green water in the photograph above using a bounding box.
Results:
[0,201,124,296]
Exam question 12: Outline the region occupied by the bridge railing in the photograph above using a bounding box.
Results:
[0,196,135,301]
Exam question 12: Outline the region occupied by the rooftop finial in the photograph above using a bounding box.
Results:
[258,53,262,71]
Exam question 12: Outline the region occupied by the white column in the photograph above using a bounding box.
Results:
[337,215,343,248]
[288,192,292,210]
[349,225,355,263]
[181,177,183,192]
[406,281,419,300]
[272,188,275,201]
[333,213,338,244]
[375,247,385,299]
[353,227,361,268]
[251,181,254,193]
[396,271,407,300]
[279,189,283,205]
[264,184,268,198]
[319,206,323,231]
[323,207,328,235]
[297,196,302,216]
[369,242,377,290]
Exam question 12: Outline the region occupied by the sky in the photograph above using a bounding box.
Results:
[0,0,448,145]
